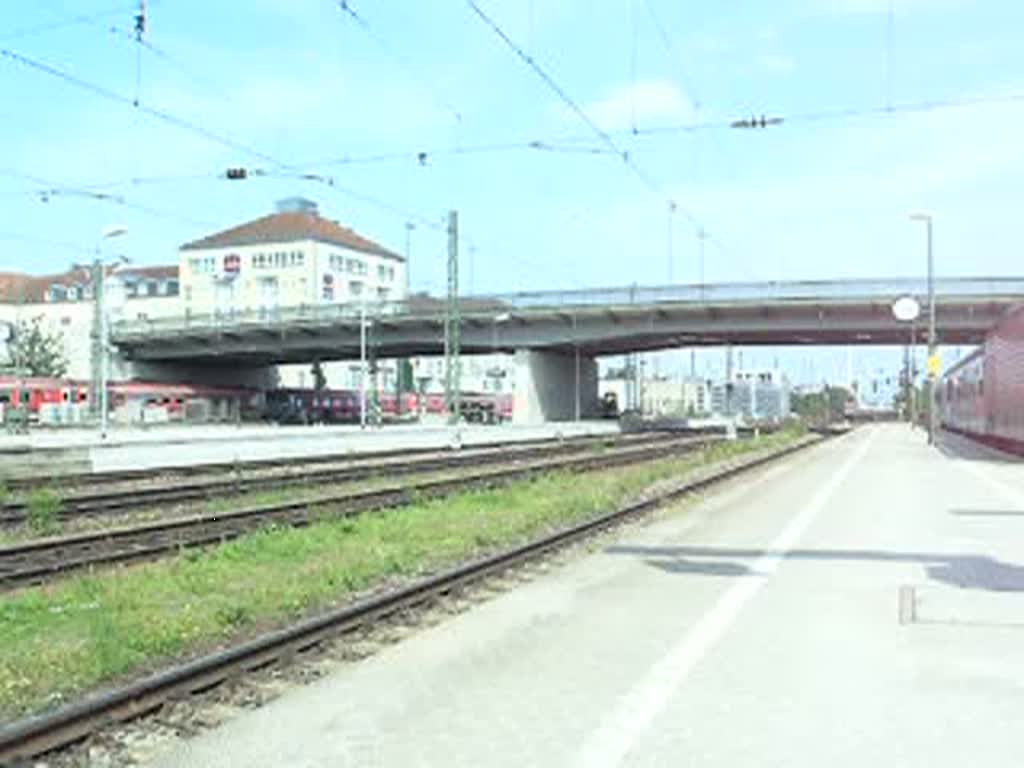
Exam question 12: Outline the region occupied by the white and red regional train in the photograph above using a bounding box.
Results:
[938,304,1024,455]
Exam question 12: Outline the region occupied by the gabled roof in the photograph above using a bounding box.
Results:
[0,265,179,303]
[180,211,403,261]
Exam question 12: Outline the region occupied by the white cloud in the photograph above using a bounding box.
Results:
[583,80,697,131]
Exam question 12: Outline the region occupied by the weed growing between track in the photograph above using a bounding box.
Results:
[0,430,803,718]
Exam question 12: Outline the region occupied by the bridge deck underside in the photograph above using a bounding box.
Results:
[114,298,1012,365]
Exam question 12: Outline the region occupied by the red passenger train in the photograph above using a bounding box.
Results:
[939,304,1024,455]
[0,376,513,426]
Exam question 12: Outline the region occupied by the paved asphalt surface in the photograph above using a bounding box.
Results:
[153,425,1024,767]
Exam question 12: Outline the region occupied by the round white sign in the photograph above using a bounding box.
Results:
[892,296,921,322]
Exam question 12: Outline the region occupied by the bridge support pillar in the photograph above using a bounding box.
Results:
[512,349,599,424]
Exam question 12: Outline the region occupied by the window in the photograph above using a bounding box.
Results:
[146,281,158,296]
[184,286,193,302]
[166,280,180,296]
[377,287,389,300]
[347,257,366,275]
[349,281,363,296]
[47,284,66,302]
[378,264,389,281]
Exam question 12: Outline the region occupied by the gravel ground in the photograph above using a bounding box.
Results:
[26,438,812,768]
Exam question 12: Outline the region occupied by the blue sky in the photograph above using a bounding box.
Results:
[2,1,1022,383]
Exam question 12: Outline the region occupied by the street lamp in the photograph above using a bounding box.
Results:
[359,289,370,429]
[908,211,936,444]
[80,225,128,439]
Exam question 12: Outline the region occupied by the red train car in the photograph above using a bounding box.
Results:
[940,304,1024,455]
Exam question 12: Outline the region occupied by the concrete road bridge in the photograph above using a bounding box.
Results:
[112,277,1024,421]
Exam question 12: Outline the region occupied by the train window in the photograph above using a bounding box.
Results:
[0,391,10,404]
[62,391,69,402]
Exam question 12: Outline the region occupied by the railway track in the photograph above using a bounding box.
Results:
[0,432,825,764]
[0,431,681,524]
[0,435,713,590]
[2,430,675,494]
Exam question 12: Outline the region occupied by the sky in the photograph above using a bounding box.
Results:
[1,0,1022,386]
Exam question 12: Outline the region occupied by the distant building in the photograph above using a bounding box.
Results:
[0,266,181,380]
[711,368,791,422]
[179,197,406,316]
[638,376,711,416]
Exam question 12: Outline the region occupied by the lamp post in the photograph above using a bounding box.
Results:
[83,226,128,439]
[359,289,368,429]
[908,211,936,444]
[892,295,920,425]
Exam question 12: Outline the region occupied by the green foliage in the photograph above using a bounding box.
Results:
[791,386,853,425]
[0,432,803,717]
[310,360,327,393]
[10,317,69,378]
[396,358,414,392]
[25,488,62,535]
[0,480,8,506]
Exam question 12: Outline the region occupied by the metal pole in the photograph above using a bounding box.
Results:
[910,319,917,427]
[90,258,103,419]
[360,292,367,429]
[573,311,580,422]
[926,217,936,445]
[445,210,460,425]
[100,279,109,439]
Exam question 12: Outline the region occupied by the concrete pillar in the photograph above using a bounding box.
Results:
[512,349,598,424]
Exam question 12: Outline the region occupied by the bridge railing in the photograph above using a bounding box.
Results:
[111,277,1024,339]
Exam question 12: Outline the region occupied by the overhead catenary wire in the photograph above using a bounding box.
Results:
[336,1,463,124]
[641,0,701,109]
[0,6,132,41]
[463,0,703,232]
[0,47,282,165]
[0,45,445,234]
[0,167,217,229]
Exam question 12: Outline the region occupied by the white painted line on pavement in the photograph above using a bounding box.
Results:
[576,428,875,768]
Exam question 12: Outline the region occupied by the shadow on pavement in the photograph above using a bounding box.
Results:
[935,432,1022,464]
[606,544,1024,593]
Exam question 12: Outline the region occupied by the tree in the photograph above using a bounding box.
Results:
[310,360,327,393]
[10,317,68,378]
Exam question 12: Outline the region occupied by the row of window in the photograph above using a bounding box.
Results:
[254,250,305,269]
[190,256,217,274]
[46,280,179,303]
[328,253,367,276]
[323,283,390,300]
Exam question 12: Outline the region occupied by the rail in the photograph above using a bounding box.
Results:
[0,435,712,589]
[0,433,826,763]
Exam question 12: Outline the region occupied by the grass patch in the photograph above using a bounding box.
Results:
[0,430,805,718]
[24,488,62,536]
